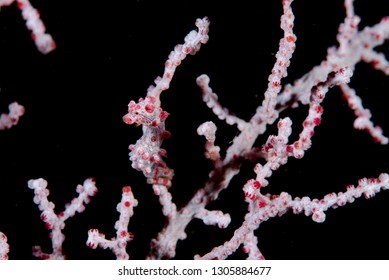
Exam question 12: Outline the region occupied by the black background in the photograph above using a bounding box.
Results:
[0,0,388,260]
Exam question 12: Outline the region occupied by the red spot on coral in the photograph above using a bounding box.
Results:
[258,201,267,208]
[245,192,256,200]
[253,181,261,189]
[286,35,296,43]
[242,246,249,253]
[286,145,293,153]
[313,117,321,126]
[315,105,323,114]
[368,178,377,184]
[371,60,379,68]
[17,1,25,9]
[184,46,192,54]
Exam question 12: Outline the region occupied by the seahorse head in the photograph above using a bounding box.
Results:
[123,96,169,127]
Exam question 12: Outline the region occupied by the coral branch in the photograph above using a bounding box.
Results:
[28,178,97,259]
[340,83,388,144]
[0,0,56,54]
[197,121,222,166]
[152,184,177,218]
[87,186,138,260]
[0,102,25,130]
[146,17,210,102]
[197,174,389,259]
[0,232,9,260]
[16,0,56,54]
[196,75,248,131]
[194,209,231,229]
[252,0,296,129]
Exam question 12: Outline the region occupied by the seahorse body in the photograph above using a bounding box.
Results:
[123,96,173,187]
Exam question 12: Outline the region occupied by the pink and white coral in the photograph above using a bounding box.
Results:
[0,0,388,260]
